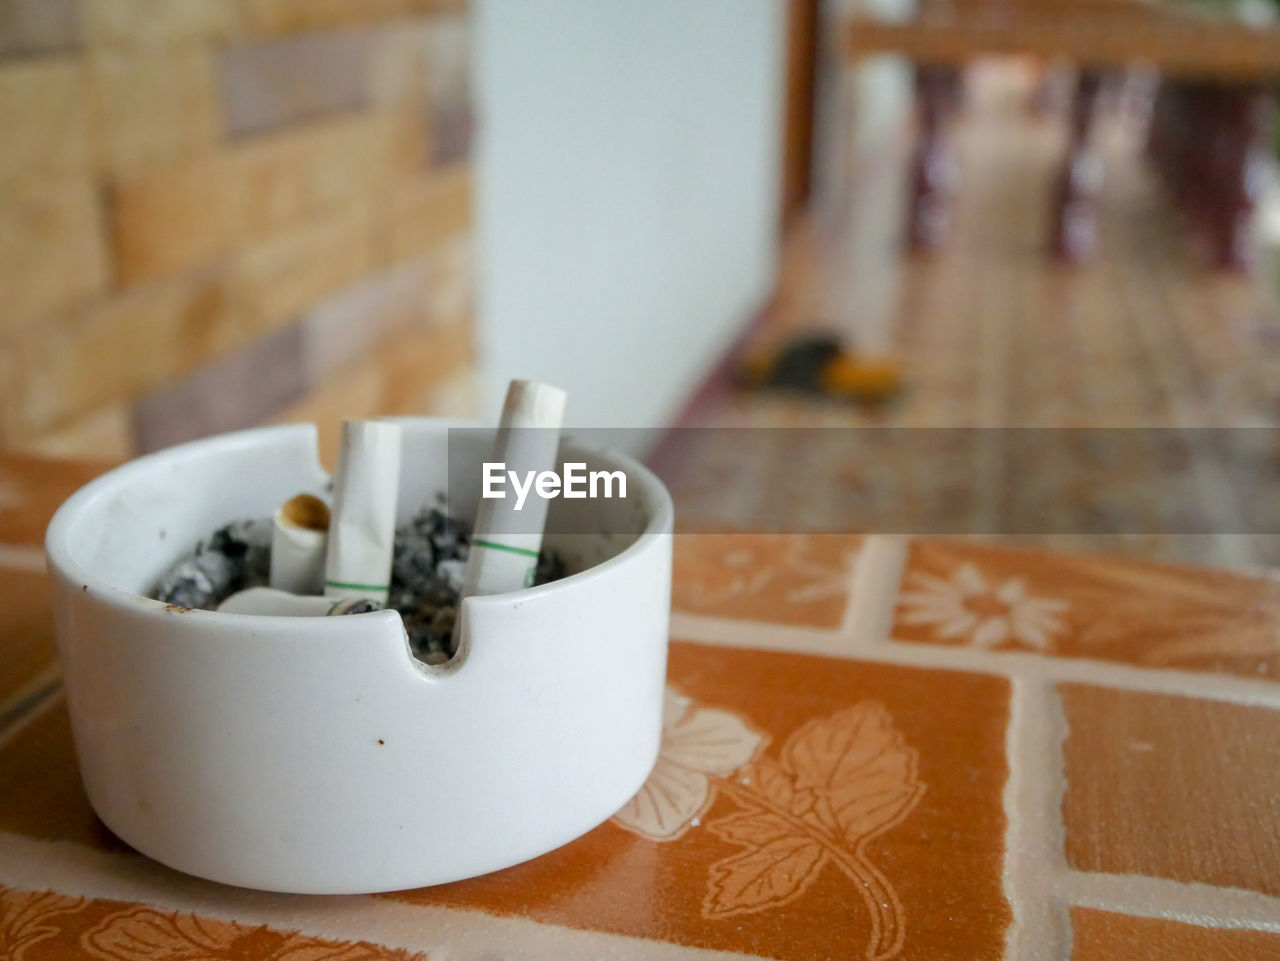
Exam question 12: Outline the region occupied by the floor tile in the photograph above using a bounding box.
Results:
[0,456,109,546]
[0,884,424,961]
[1061,684,1280,898]
[1070,908,1280,960]
[0,697,127,852]
[0,569,55,711]
[386,642,1012,961]
[671,533,860,628]
[893,538,1280,680]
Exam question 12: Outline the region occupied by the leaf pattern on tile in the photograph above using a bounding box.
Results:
[83,909,228,960]
[705,702,924,961]
[612,687,767,841]
[0,888,85,960]
[81,906,426,961]
[703,834,828,916]
[615,694,924,961]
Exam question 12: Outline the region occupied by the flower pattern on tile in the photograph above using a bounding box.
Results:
[898,562,1068,649]
[781,536,860,604]
[1,888,85,960]
[81,906,425,961]
[615,692,924,961]
[681,543,776,607]
[892,539,1280,679]
[612,687,766,841]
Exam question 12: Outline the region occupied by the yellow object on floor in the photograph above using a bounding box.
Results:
[735,333,904,404]
[821,354,903,402]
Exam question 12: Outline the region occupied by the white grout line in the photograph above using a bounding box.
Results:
[0,832,770,961]
[0,543,47,573]
[1059,871,1280,932]
[840,534,910,648]
[672,609,1280,708]
[1003,678,1074,960]
[973,259,1010,545]
[669,612,852,659]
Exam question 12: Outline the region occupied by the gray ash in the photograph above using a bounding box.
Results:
[153,518,272,609]
[151,504,566,662]
[389,503,566,659]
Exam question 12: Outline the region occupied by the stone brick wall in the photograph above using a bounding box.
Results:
[0,0,475,466]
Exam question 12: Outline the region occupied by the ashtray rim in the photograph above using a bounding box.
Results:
[45,420,675,626]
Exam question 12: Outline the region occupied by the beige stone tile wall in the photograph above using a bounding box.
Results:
[0,0,475,461]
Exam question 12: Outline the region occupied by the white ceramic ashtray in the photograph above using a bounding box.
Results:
[45,419,673,894]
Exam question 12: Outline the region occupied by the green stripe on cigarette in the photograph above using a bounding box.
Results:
[323,579,389,592]
[471,538,540,559]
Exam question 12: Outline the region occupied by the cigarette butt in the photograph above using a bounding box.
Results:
[324,420,402,605]
[270,493,330,595]
[455,380,566,648]
[217,587,382,616]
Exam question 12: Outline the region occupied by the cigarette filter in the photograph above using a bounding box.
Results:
[324,420,403,605]
[269,493,330,595]
[218,587,382,616]
[458,380,566,605]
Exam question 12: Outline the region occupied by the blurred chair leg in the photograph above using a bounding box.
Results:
[1209,84,1274,273]
[1049,71,1104,263]
[907,65,961,252]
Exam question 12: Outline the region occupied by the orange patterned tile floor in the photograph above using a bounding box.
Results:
[389,647,1011,961]
[3,455,1280,959]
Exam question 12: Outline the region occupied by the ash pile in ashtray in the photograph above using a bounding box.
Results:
[153,504,566,660]
[388,507,566,659]
[152,518,273,609]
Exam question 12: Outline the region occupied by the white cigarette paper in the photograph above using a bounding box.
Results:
[324,419,402,605]
[269,493,330,594]
[458,380,566,610]
[218,587,381,616]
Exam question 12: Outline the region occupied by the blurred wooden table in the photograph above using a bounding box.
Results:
[848,0,1280,78]
[847,0,1280,265]
[2,455,1280,959]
